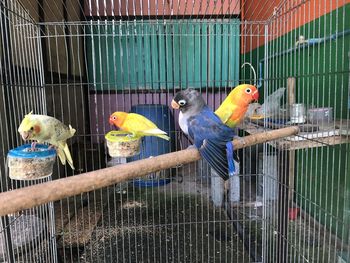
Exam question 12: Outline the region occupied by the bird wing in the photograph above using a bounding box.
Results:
[126,113,160,132]
[38,116,75,143]
[187,107,236,180]
[215,100,239,124]
[188,107,235,142]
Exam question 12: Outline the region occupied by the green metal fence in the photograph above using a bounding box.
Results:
[85,20,240,90]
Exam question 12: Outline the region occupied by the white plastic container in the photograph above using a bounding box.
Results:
[307,107,333,124]
[290,103,306,124]
[105,131,141,157]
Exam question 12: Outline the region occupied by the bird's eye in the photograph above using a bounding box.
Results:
[245,88,252,94]
[113,116,117,120]
[30,127,34,131]
[178,99,186,106]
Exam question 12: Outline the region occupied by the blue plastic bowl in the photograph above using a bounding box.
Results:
[7,144,56,180]
[133,178,171,188]
[8,144,56,158]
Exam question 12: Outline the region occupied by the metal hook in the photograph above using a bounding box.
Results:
[241,62,257,86]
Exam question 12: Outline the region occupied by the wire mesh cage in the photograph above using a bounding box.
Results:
[0,0,349,262]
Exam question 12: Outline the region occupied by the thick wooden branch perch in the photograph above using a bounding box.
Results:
[0,126,299,217]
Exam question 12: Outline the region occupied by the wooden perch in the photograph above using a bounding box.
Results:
[0,126,299,217]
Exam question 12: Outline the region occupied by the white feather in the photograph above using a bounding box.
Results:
[144,128,167,135]
[179,111,189,135]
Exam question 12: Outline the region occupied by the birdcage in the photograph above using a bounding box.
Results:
[0,0,349,262]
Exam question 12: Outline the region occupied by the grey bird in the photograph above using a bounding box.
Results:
[171,88,238,181]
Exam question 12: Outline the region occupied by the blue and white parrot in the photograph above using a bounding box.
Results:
[171,88,237,181]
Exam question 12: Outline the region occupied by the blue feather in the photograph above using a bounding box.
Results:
[199,146,229,180]
[226,142,235,176]
[198,140,230,180]
[186,106,237,181]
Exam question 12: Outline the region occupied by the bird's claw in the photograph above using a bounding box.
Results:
[31,142,37,149]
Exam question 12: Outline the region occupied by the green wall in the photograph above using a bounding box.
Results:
[86,20,240,90]
[242,4,350,240]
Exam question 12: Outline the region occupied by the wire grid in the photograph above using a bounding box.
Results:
[261,1,350,262]
[0,0,349,262]
[0,1,57,262]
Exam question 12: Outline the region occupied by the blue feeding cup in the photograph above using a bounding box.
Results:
[7,144,56,180]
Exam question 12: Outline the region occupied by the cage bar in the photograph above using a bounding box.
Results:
[0,0,349,262]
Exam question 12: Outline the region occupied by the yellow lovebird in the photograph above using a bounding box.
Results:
[18,112,76,169]
[109,111,170,140]
[215,84,259,128]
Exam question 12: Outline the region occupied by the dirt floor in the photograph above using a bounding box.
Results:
[1,162,342,262]
[287,216,339,262]
[53,163,342,263]
[76,165,250,263]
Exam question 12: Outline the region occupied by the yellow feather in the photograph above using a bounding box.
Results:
[18,113,76,169]
[215,84,258,128]
[61,142,75,169]
[215,101,237,124]
[122,113,170,140]
[56,147,66,165]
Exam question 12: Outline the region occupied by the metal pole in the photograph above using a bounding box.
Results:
[277,149,289,263]
[0,1,16,261]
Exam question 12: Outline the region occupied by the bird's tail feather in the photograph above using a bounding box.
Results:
[199,140,230,181]
[226,142,235,176]
[145,128,167,135]
[200,149,229,180]
[56,147,66,165]
[63,143,75,170]
[57,143,75,170]
[155,134,170,141]
[142,128,170,140]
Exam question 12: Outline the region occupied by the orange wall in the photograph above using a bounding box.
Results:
[242,0,350,53]
[84,0,240,16]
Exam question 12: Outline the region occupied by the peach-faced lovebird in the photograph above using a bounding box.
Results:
[171,89,236,181]
[109,111,170,140]
[18,112,76,169]
[215,84,259,128]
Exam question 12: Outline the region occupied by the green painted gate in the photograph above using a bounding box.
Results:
[85,20,240,90]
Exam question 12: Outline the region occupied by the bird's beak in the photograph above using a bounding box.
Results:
[252,90,259,101]
[109,118,114,125]
[171,100,180,109]
[20,131,30,141]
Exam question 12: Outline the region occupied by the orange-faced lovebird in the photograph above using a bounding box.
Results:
[109,111,170,140]
[18,112,76,169]
[215,84,259,128]
[171,88,237,181]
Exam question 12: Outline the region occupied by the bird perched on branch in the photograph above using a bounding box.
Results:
[18,112,76,169]
[171,88,237,181]
[109,111,170,140]
[215,84,259,128]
